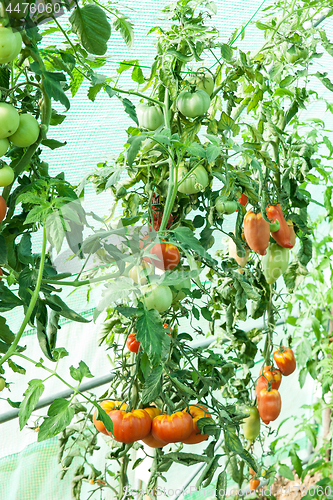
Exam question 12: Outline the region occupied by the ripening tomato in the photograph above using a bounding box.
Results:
[93,400,126,434]
[257,388,281,425]
[147,242,180,271]
[0,103,20,140]
[136,103,164,131]
[176,89,211,118]
[243,211,270,256]
[128,261,153,285]
[0,196,7,222]
[178,164,209,195]
[255,366,282,401]
[9,113,40,147]
[141,284,173,312]
[126,332,141,353]
[242,406,260,442]
[182,405,211,444]
[151,411,193,444]
[273,347,296,376]
[107,409,151,443]
[0,269,3,281]
[261,243,289,284]
[266,204,293,248]
[286,219,296,248]
[250,479,260,490]
[141,407,166,448]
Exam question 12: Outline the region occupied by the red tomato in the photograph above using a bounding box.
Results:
[243,211,270,255]
[0,196,7,222]
[236,193,249,212]
[126,332,141,353]
[107,409,151,443]
[250,478,260,490]
[273,347,296,376]
[0,269,3,281]
[93,400,126,435]
[151,411,193,444]
[146,242,180,270]
[266,204,293,248]
[141,407,166,448]
[182,405,211,445]
[255,366,282,400]
[257,388,281,425]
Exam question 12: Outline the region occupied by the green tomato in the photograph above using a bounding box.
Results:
[176,89,211,118]
[0,138,10,157]
[178,165,209,195]
[0,103,20,140]
[172,277,191,302]
[0,165,15,187]
[0,377,5,391]
[285,45,308,64]
[9,113,40,147]
[142,284,173,312]
[0,28,22,64]
[187,73,215,96]
[136,103,164,131]
[242,406,260,441]
[215,197,238,215]
[261,243,289,284]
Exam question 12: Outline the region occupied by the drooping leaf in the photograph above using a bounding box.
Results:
[142,365,162,404]
[45,295,90,323]
[19,379,45,430]
[69,4,111,55]
[38,399,75,441]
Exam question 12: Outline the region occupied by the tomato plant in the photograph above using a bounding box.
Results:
[273,347,297,376]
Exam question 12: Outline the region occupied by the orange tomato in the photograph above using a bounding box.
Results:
[243,211,270,255]
[266,204,293,248]
[145,242,181,271]
[250,478,260,490]
[93,400,126,435]
[255,366,282,400]
[273,347,296,376]
[151,411,193,444]
[141,407,166,447]
[257,388,281,425]
[107,409,151,443]
[0,196,7,222]
[182,405,211,444]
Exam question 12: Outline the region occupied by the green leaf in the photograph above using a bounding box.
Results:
[224,426,243,454]
[220,43,232,61]
[36,301,54,362]
[166,48,194,62]
[142,365,162,404]
[41,139,67,150]
[163,452,208,467]
[122,98,139,126]
[70,361,93,383]
[44,295,90,323]
[297,236,312,267]
[0,316,15,344]
[94,278,135,320]
[0,282,23,312]
[314,71,333,92]
[17,234,32,265]
[113,14,134,49]
[136,308,170,365]
[290,450,303,478]
[19,379,45,430]
[239,448,258,472]
[43,72,70,110]
[279,464,294,481]
[127,134,145,166]
[0,235,7,265]
[45,211,65,254]
[70,68,84,98]
[216,471,227,500]
[196,455,221,489]
[38,399,75,441]
[173,226,216,266]
[69,4,111,55]
[218,112,235,132]
[8,359,26,374]
[116,306,140,318]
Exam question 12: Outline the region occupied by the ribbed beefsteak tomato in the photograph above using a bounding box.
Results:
[151,411,193,444]
[141,407,166,448]
[107,409,151,443]
[93,400,126,435]
[182,405,211,444]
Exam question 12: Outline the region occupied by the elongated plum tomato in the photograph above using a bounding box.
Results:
[182,405,211,444]
[0,196,7,222]
[141,407,166,448]
[287,219,296,247]
[147,242,180,271]
[141,284,173,312]
[151,411,193,444]
[107,409,151,443]
[0,166,15,187]
[0,138,9,157]
[0,28,22,64]
[261,243,289,284]
[136,103,164,131]
[266,204,293,248]
[273,347,296,376]
[93,400,126,434]
[243,211,270,255]
[242,406,260,442]
[255,366,282,401]
[257,388,281,425]
[9,114,40,147]
[250,479,260,490]
[178,165,209,195]
[0,103,20,139]
[176,89,211,118]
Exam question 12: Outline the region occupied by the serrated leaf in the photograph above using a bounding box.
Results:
[142,365,162,404]
[94,278,135,320]
[113,15,134,49]
[45,295,90,323]
[70,360,93,383]
[224,426,243,454]
[0,316,15,344]
[43,72,70,110]
[38,399,75,441]
[220,43,232,61]
[45,211,65,254]
[69,4,111,55]
[137,308,170,366]
[0,235,7,265]
[71,67,84,97]
[19,379,45,430]
[41,139,67,150]
[279,464,294,481]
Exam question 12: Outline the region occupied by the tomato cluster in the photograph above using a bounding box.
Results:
[93,401,211,447]
[0,103,40,159]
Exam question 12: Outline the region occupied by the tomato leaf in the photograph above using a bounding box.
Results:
[239,448,258,473]
[45,295,90,323]
[289,449,303,478]
[19,379,45,430]
[17,234,32,265]
[136,308,169,365]
[70,361,93,383]
[38,399,75,442]
[216,471,227,500]
[173,227,217,265]
[141,365,162,404]
[0,316,15,344]
[36,300,54,362]
[279,464,294,481]
[113,14,134,50]
[0,282,23,312]
[163,452,209,466]
[224,426,243,454]
[69,4,111,55]
[196,455,221,488]
[0,235,7,266]
[94,278,135,320]
[127,135,145,166]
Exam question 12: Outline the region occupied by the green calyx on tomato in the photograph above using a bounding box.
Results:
[242,406,260,442]
[215,197,238,215]
[178,164,209,195]
[266,204,293,248]
[261,242,289,285]
[176,89,211,118]
[9,113,40,148]
[0,27,22,64]
[0,103,20,140]
[141,284,173,312]
[0,165,15,187]
[187,72,215,96]
[136,103,164,131]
